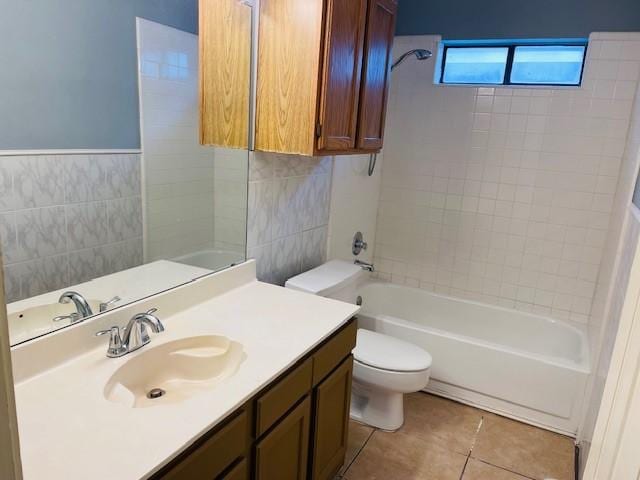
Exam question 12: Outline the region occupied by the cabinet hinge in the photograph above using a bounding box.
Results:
[315,123,323,138]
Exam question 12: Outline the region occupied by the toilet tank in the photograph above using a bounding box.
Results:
[285,260,366,303]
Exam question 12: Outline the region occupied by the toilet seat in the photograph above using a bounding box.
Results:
[353,329,432,373]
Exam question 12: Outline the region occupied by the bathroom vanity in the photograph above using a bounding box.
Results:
[11,261,359,480]
[154,320,356,480]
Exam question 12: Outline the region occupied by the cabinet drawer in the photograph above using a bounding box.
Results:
[256,358,313,436]
[312,321,356,386]
[223,458,248,480]
[160,410,248,480]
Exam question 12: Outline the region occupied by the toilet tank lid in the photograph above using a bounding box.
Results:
[354,329,432,372]
[285,260,364,296]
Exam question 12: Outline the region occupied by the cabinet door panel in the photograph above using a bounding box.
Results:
[317,0,367,152]
[357,0,398,150]
[310,356,354,480]
[255,397,311,480]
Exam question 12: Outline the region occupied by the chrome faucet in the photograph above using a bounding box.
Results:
[354,260,375,272]
[57,291,94,320]
[96,308,165,358]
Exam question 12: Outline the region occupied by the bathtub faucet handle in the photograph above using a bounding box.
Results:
[352,232,368,256]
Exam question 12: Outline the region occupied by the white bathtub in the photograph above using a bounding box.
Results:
[173,250,244,272]
[344,281,590,435]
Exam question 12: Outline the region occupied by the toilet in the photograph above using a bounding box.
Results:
[286,260,432,431]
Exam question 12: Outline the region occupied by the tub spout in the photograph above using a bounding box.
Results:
[355,260,375,272]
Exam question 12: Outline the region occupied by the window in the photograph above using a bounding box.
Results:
[439,41,587,86]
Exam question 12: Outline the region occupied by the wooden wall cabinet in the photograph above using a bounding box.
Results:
[152,320,357,480]
[255,0,398,156]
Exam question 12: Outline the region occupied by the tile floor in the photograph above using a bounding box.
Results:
[338,393,575,480]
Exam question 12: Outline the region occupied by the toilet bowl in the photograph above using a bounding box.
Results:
[286,260,432,431]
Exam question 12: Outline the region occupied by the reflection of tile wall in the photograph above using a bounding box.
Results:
[139,18,248,261]
[247,153,333,285]
[0,154,143,302]
[213,148,248,254]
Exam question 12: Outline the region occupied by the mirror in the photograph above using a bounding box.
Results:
[1,2,251,346]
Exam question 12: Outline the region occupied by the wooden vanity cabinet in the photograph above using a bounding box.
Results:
[255,0,398,156]
[152,320,356,480]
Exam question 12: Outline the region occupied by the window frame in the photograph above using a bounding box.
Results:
[439,41,588,87]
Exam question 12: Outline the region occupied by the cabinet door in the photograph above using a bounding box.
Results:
[316,0,367,152]
[310,356,354,480]
[255,397,311,480]
[356,0,398,151]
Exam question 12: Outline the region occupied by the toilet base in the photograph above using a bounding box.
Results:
[350,381,404,431]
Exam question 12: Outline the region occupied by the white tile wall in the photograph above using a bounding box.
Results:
[327,154,383,264]
[247,152,333,285]
[0,153,143,302]
[373,33,640,324]
[137,18,248,261]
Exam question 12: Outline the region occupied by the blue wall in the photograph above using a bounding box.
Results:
[396,0,640,38]
[0,0,197,150]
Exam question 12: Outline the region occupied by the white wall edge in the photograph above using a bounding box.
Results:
[0,149,142,156]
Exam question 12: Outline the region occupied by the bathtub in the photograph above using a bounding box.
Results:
[173,250,245,272]
[342,281,590,435]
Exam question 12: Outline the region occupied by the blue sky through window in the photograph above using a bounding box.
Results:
[443,47,508,84]
[440,41,587,86]
[511,46,585,85]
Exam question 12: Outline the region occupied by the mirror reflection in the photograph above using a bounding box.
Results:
[2,4,250,346]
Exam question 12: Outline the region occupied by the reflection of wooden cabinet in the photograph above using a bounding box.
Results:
[255,397,312,480]
[310,357,353,480]
[255,0,398,156]
[199,0,251,149]
[152,320,356,480]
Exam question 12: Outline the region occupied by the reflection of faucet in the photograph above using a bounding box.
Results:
[354,260,375,272]
[99,296,121,312]
[59,291,94,318]
[96,308,165,358]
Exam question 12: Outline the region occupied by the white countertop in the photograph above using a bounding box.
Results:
[12,262,359,480]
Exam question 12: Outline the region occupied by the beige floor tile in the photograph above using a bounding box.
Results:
[399,393,483,455]
[472,413,574,480]
[462,459,530,480]
[344,429,467,480]
[339,421,374,474]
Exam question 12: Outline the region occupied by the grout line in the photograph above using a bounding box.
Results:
[459,454,471,480]
[471,459,538,480]
[469,416,484,454]
[341,426,377,477]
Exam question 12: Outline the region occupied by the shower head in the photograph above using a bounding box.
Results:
[390,49,433,71]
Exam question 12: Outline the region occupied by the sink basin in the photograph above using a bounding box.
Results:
[104,335,246,408]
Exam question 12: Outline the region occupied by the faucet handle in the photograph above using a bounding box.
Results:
[53,312,81,323]
[96,327,126,358]
[146,308,158,315]
[99,296,121,313]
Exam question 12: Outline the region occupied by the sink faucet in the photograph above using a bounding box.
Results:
[59,291,94,319]
[354,260,375,272]
[96,308,165,358]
